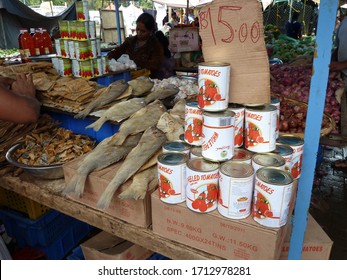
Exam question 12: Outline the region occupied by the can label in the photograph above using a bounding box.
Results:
[157,153,188,204]
[90,40,98,59]
[271,97,280,139]
[93,58,102,77]
[198,62,230,112]
[229,105,245,148]
[54,39,61,56]
[186,159,219,213]
[274,144,293,173]
[245,105,277,153]
[252,168,293,228]
[59,58,72,77]
[76,1,90,21]
[79,60,94,79]
[59,20,70,39]
[72,59,81,77]
[184,101,203,146]
[60,39,69,58]
[68,40,75,59]
[96,39,101,57]
[277,135,304,179]
[218,162,254,219]
[201,112,235,162]
[75,21,89,40]
[69,20,77,40]
[101,56,109,75]
[75,41,91,60]
[89,21,96,39]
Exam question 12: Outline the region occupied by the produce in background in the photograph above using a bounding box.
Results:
[270,64,345,129]
[275,95,335,136]
[269,34,315,62]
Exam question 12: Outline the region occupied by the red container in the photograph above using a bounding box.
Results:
[20,29,35,57]
[41,28,53,54]
[33,28,44,55]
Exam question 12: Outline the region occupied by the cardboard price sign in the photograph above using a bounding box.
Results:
[199,0,270,104]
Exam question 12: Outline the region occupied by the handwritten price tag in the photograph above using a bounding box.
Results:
[199,0,270,104]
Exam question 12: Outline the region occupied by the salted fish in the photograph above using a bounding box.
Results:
[74,80,129,119]
[118,166,157,200]
[86,98,146,132]
[128,77,154,96]
[62,133,142,197]
[108,100,166,146]
[96,127,167,209]
[144,84,179,104]
[157,112,184,141]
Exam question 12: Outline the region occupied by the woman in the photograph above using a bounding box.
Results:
[0,73,40,124]
[108,13,165,79]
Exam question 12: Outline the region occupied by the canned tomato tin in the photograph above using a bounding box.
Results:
[198,62,230,112]
[190,146,202,158]
[90,40,98,58]
[71,59,81,77]
[271,97,280,139]
[59,39,69,58]
[245,104,277,153]
[184,101,203,146]
[162,141,191,156]
[186,158,219,213]
[79,60,94,79]
[58,20,70,39]
[252,152,286,173]
[68,40,75,59]
[89,21,96,39]
[218,161,254,219]
[252,167,293,228]
[231,148,253,164]
[157,152,188,204]
[75,21,89,40]
[277,134,304,179]
[54,39,61,57]
[273,144,293,173]
[101,56,109,74]
[93,58,102,77]
[59,58,72,77]
[75,41,91,60]
[76,1,90,21]
[202,110,235,162]
[69,20,77,40]
[228,103,245,148]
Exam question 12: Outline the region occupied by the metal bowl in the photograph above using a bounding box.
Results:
[6,143,64,180]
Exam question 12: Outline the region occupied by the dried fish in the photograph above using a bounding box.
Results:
[144,84,179,104]
[128,76,154,96]
[96,127,166,209]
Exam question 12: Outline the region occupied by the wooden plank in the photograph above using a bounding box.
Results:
[0,174,222,260]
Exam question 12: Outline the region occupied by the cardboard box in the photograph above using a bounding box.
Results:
[280,214,333,260]
[151,182,297,260]
[169,27,200,53]
[81,231,153,260]
[63,156,153,228]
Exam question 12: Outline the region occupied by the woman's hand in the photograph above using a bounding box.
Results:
[11,73,36,98]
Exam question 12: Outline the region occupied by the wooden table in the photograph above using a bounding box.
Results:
[0,174,222,260]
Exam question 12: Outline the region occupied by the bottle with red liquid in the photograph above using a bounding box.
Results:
[41,28,53,54]
[20,29,35,58]
[33,28,44,55]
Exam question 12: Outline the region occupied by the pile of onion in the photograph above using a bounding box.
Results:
[270,64,345,129]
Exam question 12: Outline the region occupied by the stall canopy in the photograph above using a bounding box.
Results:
[152,0,211,8]
[0,0,76,49]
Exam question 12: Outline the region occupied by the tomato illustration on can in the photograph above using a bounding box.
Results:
[198,62,230,112]
[185,101,203,146]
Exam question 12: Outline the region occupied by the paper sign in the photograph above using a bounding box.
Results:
[169,27,200,52]
[198,0,270,104]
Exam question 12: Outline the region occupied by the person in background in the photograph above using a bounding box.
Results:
[330,13,347,147]
[285,11,302,40]
[168,11,180,28]
[107,13,165,80]
[0,73,40,124]
[154,31,175,79]
[162,10,169,26]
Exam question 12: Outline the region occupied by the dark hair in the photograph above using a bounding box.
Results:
[136,12,157,33]
[155,31,171,58]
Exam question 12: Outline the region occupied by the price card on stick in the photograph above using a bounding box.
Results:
[198,0,270,105]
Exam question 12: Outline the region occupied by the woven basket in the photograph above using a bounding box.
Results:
[275,95,335,138]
